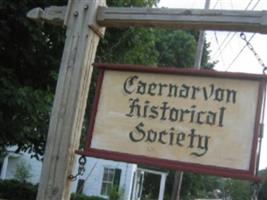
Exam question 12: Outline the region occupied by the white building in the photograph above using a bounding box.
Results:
[0,149,168,200]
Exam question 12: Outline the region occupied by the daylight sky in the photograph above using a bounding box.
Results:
[158,0,267,170]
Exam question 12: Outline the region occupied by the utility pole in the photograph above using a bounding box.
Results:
[170,171,184,200]
[194,0,211,68]
[171,1,211,200]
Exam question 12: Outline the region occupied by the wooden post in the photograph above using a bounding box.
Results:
[194,0,211,68]
[170,171,183,200]
[36,0,105,199]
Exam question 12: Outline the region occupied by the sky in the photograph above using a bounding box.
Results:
[158,0,267,170]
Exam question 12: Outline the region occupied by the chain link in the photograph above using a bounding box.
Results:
[240,32,265,199]
[240,33,267,74]
[68,156,87,182]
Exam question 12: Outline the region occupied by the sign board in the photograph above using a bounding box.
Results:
[80,64,266,180]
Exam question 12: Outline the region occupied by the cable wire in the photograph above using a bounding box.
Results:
[224,0,261,71]
[213,31,226,67]
[213,32,235,59]
[213,0,257,60]
[251,0,261,9]
[212,0,220,9]
[224,33,256,71]
[212,0,261,70]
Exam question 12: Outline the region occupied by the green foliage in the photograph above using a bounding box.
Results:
[0,73,54,159]
[96,28,202,67]
[180,173,207,199]
[107,0,159,7]
[141,173,160,199]
[259,182,267,200]
[0,0,177,161]
[14,161,32,182]
[97,27,158,65]
[70,193,105,200]
[225,179,250,200]
[155,29,197,67]
[0,180,105,200]
[163,171,225,200]
[0,179,37,200]
[0,0,66,158]
[0,0,212,160]
[108,186,121,200]
[259,168,267,200]
[108,187,120,200]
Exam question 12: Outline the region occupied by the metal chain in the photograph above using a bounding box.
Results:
[241,32,265,199]
[240,32,267,74]
[68,156,87,182]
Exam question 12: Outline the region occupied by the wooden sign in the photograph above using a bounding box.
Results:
[80,63,267,180]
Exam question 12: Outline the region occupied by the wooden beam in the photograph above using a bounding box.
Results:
[27,6,267,34]
[27,6,66,25]
[35,0,106,199]
[97,7,267,33]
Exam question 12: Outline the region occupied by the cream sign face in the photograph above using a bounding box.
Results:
[84,64,266,180]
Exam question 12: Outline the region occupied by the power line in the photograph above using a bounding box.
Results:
[213,0,257,59]
[212,0,220,9]
[230,0,234,9]
[212,0,261,69]
[224,0,261,71]
[245,0,256,9]
[212,0,233,58]
[251,0,261,9]
[213,31,226,67]
[211,0,235,60]
[212,0,242,59]
[213,32,235,59]
[224,33,256,71]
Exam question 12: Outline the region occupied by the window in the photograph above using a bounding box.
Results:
[101,168,121,196]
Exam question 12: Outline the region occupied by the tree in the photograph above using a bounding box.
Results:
[0,0,167,160]
[155,29,196,67]
[0,0,67,159]
[259,168,267,200]
[165,171,225,200]
[1,0,208,158]
[224,179,250,200]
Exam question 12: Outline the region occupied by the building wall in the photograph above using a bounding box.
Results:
[2,152,42,184]
[1,150,137,199]
[70,156,137,200]
[5,157,17,180]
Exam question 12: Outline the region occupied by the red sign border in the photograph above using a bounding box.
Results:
[78,63,267,181]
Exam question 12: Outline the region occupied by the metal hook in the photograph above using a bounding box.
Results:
[240,32,267,74]
[240,32,246,40]
[68,156,87,181]
[79,156,87,165]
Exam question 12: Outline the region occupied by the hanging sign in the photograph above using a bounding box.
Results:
[80,63,266,180]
